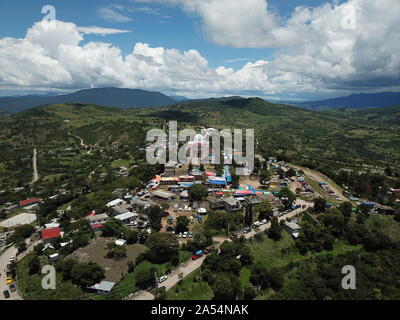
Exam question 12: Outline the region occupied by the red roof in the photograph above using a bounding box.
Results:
[87,211,96,217]
[19,198,40,207]
[41,228,61,240]
[91,224,103,229]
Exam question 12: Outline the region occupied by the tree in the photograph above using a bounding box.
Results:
[28,255,41,275]
[244,204,253,227]
[146,205,163,231]
[267,217,282,241]
[135,267,157,289]
[339,201,353,224]
[211,274,237,300]
[257,200,273,220]
[321,208,346,237]
[243,286,256,300]
[175,216,189,234]
[17,241,27,254]
[314,197,327,213]
[102,218,124,237]
[188,184,209,201]
[279,187,296,209]
[145,232,179,264]
[71,262,105,288]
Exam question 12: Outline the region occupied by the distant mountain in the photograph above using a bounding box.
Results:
[175,96,245,105]
[0,108,10,117]
[169,95,189,101]
[0,87,176,114]
[297,92,400,110]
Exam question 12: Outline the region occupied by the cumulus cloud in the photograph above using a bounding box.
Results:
[76,26,131,36]
[0,0,399,98]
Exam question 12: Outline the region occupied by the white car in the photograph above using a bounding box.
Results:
[9,257,15,263]
[261,219,267,225]
[158,276,168,283]
[179,233,183,238]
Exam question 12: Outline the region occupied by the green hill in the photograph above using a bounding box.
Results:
[0,100,399,189]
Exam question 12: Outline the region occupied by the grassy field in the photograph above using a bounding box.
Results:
[17,253,85,300]
[68,238,147,282]
[166,269,213,300]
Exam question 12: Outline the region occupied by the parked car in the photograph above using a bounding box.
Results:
[3,290,10,299]
[6,277,13,285]
[8,284,16,292]
[192,250,203,260]
[179,233,183,238]
[188,232,192,238]
[203,246,215,254]
[261,219,267,225]
[158,276,168,283]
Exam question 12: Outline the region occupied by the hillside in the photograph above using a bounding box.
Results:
[0,87,176,114]
[297,92,400,110]
[0,99,399,189]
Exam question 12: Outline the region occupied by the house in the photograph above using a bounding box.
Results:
[224,197,241,213]
[197,208,207,215]
[87,213,109,226]
[91,224,104,232]
[112,203,133,215]
[208,197,225,210]
[45,223,60,229]
[159,177,180,185]
[41,227,62,245]
[89,281,116,295]
[151,190,174,200]
[284,221,301,238]
[106,199,125,208]
[180,191,189,199]
[19,198,40,208]
[114,212,138,224]
[131,198,150,210]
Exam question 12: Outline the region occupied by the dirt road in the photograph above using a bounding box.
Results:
[30,148,39,184]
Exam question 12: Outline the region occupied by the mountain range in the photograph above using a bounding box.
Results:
[0,88,399,115]
[0,87,176,114]
[296,92,400,110]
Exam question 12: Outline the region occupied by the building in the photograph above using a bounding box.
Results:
[224,197,241,213]
[114,212,138,224]
[87,213,109,226]
[89,281,116,295]
[112,188,128,198]
[208,197,225,210]
[112,203,133,215]
[91,224,104,232]
[284,221,301,238]
[131,198,150,210]
[206,177,227,188]
[151,190,174,200]
[41,227,62,245]
[106,199,125,208]
[19,198,40,208]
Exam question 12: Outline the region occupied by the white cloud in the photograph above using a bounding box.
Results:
[76,26,131,36]
[97,6,132,22]
[0,0,400,98]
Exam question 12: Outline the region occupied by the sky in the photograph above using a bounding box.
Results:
[0,0,399,100]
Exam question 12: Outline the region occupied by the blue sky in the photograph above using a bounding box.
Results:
[0,0,399,100]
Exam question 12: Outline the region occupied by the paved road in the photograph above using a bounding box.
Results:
[0,239,39,300]
[31,148,39,184]
[151,199,313,299]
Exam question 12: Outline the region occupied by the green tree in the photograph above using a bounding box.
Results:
[314,197,327,213]
[267,217,282,241]
[175,216,189,234]
[145,232,179,264]
[102,218,124,237]
[135,267,157,289]
[188,184,209,201]
[71,262,105,288]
